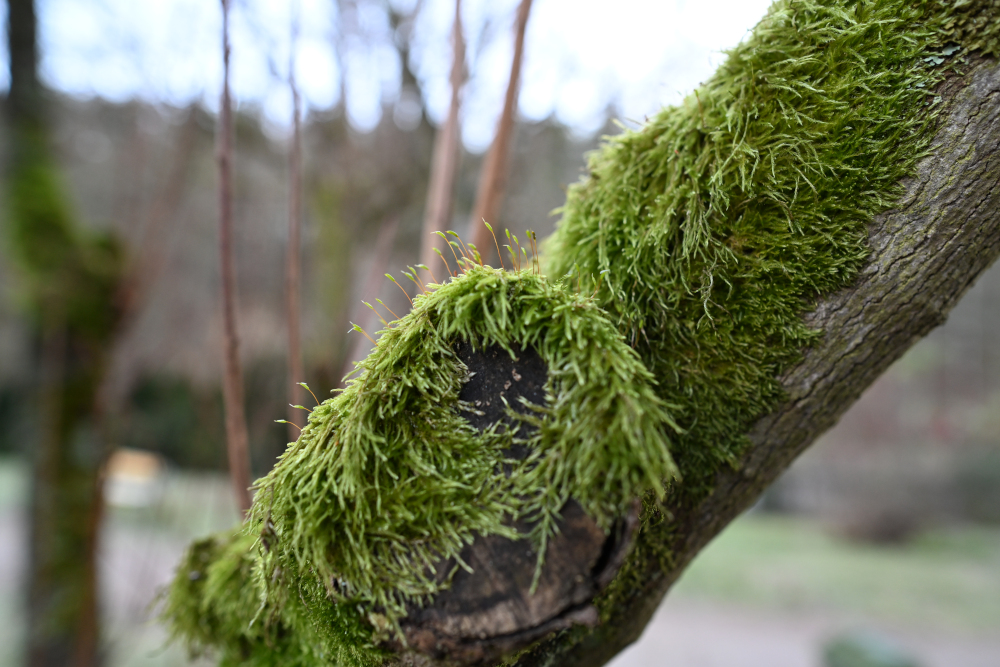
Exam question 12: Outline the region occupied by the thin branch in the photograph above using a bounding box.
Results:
[419,0,466,281]
[286,4,305,441]
[218,0,252,514]
[469,0,532,266]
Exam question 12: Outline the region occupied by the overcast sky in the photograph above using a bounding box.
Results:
[3,0,774,150]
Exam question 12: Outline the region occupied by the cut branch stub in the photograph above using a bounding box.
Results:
[398,343,639,664]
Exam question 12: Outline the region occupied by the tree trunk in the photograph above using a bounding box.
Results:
[4,1,124,666]
[508,55,1000,667]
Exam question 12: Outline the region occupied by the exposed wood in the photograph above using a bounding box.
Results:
[286,12,306,439]
[420,0,466,279]
[468,0,532,265]
[397,344,638,665]
[217,0,253,513]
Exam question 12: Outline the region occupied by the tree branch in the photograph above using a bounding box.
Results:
[512,55,1000,667]
[420,0,466,278]
[217,0,252,513]
[286,10,305,439]
[468,0,532,264]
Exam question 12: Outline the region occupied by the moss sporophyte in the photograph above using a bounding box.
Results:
[162,0,999,664]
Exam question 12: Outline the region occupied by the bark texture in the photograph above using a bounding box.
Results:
[385,55,1000,667]
[396,344,638,663]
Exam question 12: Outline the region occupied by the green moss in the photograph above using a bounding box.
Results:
[543,0,998,636]
[164,1,1000,664]
[4,128,125,657]
[253,266,676,616]
[161,529,387,667]
[165,267,678,663]
[6,144,123,342]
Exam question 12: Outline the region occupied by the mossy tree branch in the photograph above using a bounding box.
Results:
[513,55,1000,667]
[161,3,1000,666]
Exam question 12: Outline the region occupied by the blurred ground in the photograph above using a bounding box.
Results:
[1,458,997,667]
[610,517,1000,667]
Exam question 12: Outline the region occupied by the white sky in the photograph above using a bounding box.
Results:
[2,0,774,151]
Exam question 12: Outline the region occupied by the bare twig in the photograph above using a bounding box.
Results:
[339,217,399,384]
[469,0,533,265]
[218,0,252,513]
[286,6,305,440]
[419,0,466,280]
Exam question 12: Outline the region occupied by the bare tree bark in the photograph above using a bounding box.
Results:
[419,0,466,278]
[217,0,252,513]
[285,13,305,439]
[468,0,532,265]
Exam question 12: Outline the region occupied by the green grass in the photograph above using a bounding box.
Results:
[673,513,1000,634]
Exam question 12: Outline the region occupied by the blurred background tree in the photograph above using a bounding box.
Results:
[3,0,124,664]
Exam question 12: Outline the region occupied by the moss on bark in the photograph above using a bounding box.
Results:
[162,1,1000,665]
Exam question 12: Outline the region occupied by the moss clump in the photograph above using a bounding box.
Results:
[252,266,677,617]
[550,0,942,490]
[160,528,386,667]
[542,0,998,629]
[164,1,1000,663]
[165,266,678,663]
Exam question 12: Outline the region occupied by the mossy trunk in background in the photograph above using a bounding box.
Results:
[4,0,124,665]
